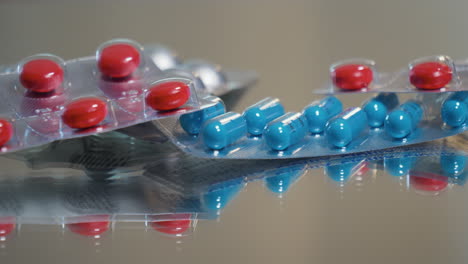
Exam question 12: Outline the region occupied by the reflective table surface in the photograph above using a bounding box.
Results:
[1,1,468,263]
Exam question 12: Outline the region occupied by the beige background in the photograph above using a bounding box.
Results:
[1,0,468,263]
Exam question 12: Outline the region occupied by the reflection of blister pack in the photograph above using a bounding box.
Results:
[145,135,467,202]
[0,39,256,155]
[317,56,468,94]
[0,131,465,228]
[155,93,467,159]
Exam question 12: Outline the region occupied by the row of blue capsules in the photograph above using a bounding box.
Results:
[154,91,467,159]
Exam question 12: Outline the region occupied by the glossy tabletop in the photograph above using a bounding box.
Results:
[0,1,468,264]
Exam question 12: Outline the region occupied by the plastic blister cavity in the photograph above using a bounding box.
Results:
[320,55,465,94]
[0,38,217,154]
[155,93,467,159]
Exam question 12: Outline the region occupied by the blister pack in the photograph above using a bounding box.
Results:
[0,39,239,154]
[155,93,467,159]
[318,56,468,94]
[143,44,257,97]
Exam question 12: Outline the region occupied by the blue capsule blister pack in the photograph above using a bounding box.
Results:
[155,93,467,159]
[317,56,468,94]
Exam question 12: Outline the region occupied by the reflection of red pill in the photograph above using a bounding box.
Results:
[21,89,66,116]
[150,215,191,235]
[67,216,110,237]
[98,43,140,78]
[99,76,143,113]
[0,119,13,146]
[0,217,15,237]
[99,75,142,99]
[62,98,108,129]
[332,64,373,90]
[20,59,64,93]
[146,81,190,111]
[409,62,452,90]
[21,90,66,134]
[410,172,448,192]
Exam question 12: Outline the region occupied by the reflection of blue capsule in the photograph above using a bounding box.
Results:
[264,112,308,151]
[362,93,399,128]
[202,112,247,150]
[203,183,243,211]
[326,107,367,148]
[384,157,416,177]
[385,101,423,139]
[441,92,468,127]
[325,162,361,182]
[440,155,467,177]
[264,166,305,194]
[303,96,343,134]
[180,99,225,135]
[243,98,285,136]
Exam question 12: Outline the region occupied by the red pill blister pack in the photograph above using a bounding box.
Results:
[0,39,220,154]
[317,55,468,94]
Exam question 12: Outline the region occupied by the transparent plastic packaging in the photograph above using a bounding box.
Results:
[155,93,467,159]
[318,55,468,94]
[0,39,232,154]
[143,44,258,96]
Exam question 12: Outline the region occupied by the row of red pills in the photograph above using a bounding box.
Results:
[0,214,193,239]
[0,40,192,147]
[331,58,454,91]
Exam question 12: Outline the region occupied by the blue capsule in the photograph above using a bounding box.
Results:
[202,112,247,150]
[303,96,343,134]
[441,92,468,127]
[385,101,423,139]
[362,93,399,128]
[264,112,308,151]
[440,155,467,178]
[384,157,416,177]
[243,97,285,136]
[326,107,368,148]
[179,98,226,135]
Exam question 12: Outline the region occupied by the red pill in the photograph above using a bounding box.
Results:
[67,215,110,237]
[409,61,452,90]
[0,217,15,237]
[332,64,373,90]
[0,119,13,146]
[62,97,108,129]
[410,172,448,192]
[150,216,191,235]
[145,81,190,111]
[19,59,64,93]
[98,43,141,78]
